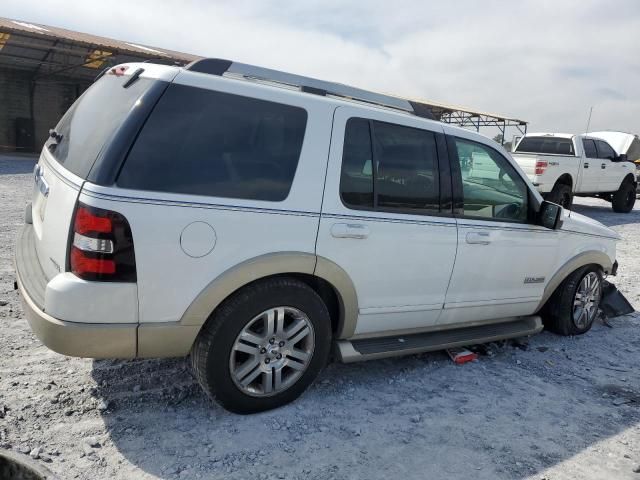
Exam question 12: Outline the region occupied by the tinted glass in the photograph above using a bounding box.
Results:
[596,140,616,160]
[583,139,598,158]
[373,121,439,212]
[515,136,575,155]
[118,84,308,201]
[340,118,374,208]
[454,138,528,222]
[47,74,154,178]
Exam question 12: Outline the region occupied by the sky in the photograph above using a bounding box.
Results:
[4,0,640,139]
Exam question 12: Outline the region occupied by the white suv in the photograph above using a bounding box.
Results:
[15,59,622,413]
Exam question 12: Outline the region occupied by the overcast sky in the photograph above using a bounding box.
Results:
[5,0,640,138]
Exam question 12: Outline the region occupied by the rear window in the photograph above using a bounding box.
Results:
[515,136,575,156]
[117,84,308,202]
[47,74,154,178]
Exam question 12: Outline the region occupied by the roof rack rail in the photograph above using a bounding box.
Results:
[185,58,434,120]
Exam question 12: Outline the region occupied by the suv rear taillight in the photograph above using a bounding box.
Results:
[69,202,136,282]
[534,160,548,175]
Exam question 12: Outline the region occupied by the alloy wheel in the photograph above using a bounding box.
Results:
[572,272,601,329]
[229,307,315,397]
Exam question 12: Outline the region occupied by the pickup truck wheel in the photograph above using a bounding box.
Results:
[542,266,603,336]
[546,183,573,209]
[611,179,636,213]
[190,277,331,414]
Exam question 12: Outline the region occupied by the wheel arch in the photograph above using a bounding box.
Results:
[535,251,613,312]
[621,172,636,186]
[555,173,573,189]
[179,252,359,337]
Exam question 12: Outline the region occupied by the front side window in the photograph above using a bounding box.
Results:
[339,118,439,214]
[453,137,528,222]
[583,139,598,158]
[118,84,308,201]
[595,140,616,160]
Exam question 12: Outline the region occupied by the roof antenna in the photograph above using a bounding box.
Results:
[585,106,594,133]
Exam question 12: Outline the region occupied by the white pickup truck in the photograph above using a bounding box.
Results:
[512,133,637,212]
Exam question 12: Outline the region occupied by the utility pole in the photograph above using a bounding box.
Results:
[585,106,594,133]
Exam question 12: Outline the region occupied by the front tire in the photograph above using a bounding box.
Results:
[191,277,331,414]
[542,266,603,336]
[612,179,636,213]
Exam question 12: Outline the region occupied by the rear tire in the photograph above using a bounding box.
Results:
[191,277,331,414]
[542,266,603,336]
[546,183,573,209]
[611,179,636,213]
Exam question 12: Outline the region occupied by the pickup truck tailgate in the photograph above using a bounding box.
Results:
[511,153,538,177]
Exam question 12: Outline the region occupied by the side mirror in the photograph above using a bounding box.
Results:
[615,153,628,163]
[538,201,563,230]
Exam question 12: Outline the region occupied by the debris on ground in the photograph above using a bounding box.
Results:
[446,347,478,364]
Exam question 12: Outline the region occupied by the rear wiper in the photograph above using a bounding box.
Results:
[123,67,144,88]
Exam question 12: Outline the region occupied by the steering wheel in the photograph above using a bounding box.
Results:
[494,202,521,220]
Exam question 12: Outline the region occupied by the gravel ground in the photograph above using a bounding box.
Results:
[1,153,639,480]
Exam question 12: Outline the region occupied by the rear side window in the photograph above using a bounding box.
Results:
[47,74,154,178]
[339,118,440,213]
[595,140,616,160]
[340,119,374,208]
[515,136,575,155]
[583,139,598,158]
[118,84,308,201]
[374,122,439,211]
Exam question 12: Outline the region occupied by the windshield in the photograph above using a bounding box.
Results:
[515,136,575,156]
[46,73,154,178]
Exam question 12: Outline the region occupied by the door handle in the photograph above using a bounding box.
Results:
[466,231,491,245]
[601,163,607,169]
[331,223,369,239]
[583,162,589,169]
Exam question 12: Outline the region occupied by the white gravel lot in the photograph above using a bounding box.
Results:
[1,153,639,480]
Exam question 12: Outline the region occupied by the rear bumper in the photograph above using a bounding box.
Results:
[14,225,137,358]
[15,224,199,359]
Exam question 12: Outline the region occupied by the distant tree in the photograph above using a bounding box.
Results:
[503,141,512,151]
[492,134,504,145]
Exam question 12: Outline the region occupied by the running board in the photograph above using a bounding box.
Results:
[336,316,543,363]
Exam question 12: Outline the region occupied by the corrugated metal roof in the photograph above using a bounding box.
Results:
[0,17,200,62]
[405,97,528,126]
[0,16,527,130]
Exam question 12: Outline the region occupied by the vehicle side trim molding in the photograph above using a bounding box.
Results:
[178,253,359,342]
[315,256,359,339]
[536,251,614,311]
[180,252,316,327]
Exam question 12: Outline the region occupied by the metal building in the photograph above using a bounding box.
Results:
[0,17,198,152]
[0,16,527,153]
